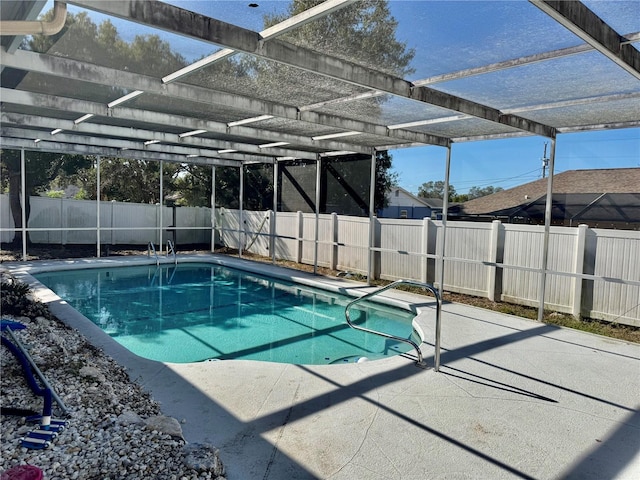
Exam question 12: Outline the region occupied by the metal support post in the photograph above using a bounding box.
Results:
[538,138,557,322]
[20,148,26,261]
[314,155,321,275]
[96,156,101,258]
[367,151,376,284]
[272,160,278,264]
[239,163,244,257]
[211,165,216,251]
[159,160,163,254]
[435,145,452,372]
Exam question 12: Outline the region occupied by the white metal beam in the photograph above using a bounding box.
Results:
[0,136,246,167]
[531,0,640,80]
[297,29,640,124]
[1,112,317,160]
[0,88,370,154]
[1,49,449,147]
[162,0,357,84]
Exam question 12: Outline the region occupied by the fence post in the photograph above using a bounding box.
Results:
[420,217,431,283]
[110,200,116,245]
[296,211,303,264]
[330,212,338,270]
[61,197,67,246]
[572,224,588,317]
[269,210,276,261]
[487,220,504,301]
[371,216,380,281]
[218,207,228,247]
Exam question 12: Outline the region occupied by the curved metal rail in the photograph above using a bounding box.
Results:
[147,241,159,266]
[345,279,442,370]
[166,239,177,264]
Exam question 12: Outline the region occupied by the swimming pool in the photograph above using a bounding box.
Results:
[34,263,419,365]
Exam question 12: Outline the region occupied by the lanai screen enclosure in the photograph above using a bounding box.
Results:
[1,0,639,322]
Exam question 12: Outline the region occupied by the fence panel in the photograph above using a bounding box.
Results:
[0,194,14,243]
[111,201,158,245]
[588,229,640,325]
[501,224,543,306]
[273,211,299,262]
[336,215,369,274]
[443,222,493,297]
[544,227,579,312]
[218,208,241,249]
[243,210,270,256]
[301,214,335,268]
[27,196,63,244]
[300,213,318,265]
[379,218,424,282]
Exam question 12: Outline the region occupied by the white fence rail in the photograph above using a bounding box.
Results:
[2,195,638,326]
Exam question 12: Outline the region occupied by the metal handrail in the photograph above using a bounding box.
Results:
[147,241,159,266]
[166,239,177,264]
[345,279,442,371]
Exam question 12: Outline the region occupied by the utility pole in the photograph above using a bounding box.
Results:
[541,142,549,178]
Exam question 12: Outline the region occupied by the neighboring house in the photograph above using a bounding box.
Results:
[379,187,443,219]
[455,168,640,229]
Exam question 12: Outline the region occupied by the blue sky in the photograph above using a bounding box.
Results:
[390,128,640,195]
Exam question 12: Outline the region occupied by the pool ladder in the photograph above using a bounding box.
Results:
[147,241,177,266]
[345,279,442,371]
[166,240,177,265]
[147,241,159,266]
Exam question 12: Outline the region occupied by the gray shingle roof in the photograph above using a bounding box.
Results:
[461,168,640,215]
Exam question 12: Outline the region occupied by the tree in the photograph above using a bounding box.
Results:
[467,185,504,200]
[257,0,414,120]
[263,0,415,77]
[374,151,398,211]
[418,181,457,202]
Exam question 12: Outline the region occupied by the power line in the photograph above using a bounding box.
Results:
[452,167,542,187]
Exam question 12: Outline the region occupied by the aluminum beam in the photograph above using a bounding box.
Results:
[0,88,370,155]
[1,49,449,148]
[0,136,244,167]
[1,125,272,164]
[68,0,556,138]
[531,0,640,80]
[1,112,315,160]
[162,0,356,83]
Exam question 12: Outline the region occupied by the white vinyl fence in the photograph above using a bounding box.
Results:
[2,196,638,326]
[0,194,210,246]
[223,209,639,327]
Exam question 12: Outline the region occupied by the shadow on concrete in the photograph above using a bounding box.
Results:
[559,407,640,480]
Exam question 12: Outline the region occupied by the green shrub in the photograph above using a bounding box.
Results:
[45,190,65,198]
[1,280,50,318]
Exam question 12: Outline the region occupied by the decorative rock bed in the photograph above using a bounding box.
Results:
[0,273,226,479]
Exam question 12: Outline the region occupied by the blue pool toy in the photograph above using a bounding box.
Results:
[1,319,69,449]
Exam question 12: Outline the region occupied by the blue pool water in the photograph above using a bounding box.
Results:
[34,263,418,365]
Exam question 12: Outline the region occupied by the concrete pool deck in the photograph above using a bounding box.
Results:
[6,255,640,479]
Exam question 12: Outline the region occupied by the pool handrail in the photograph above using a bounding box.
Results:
[345,279,441,371]
[166,240,177,265]
[147,241,159,266]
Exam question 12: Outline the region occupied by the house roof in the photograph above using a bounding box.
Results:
[461,168,640,215]
[390,187,443,209]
